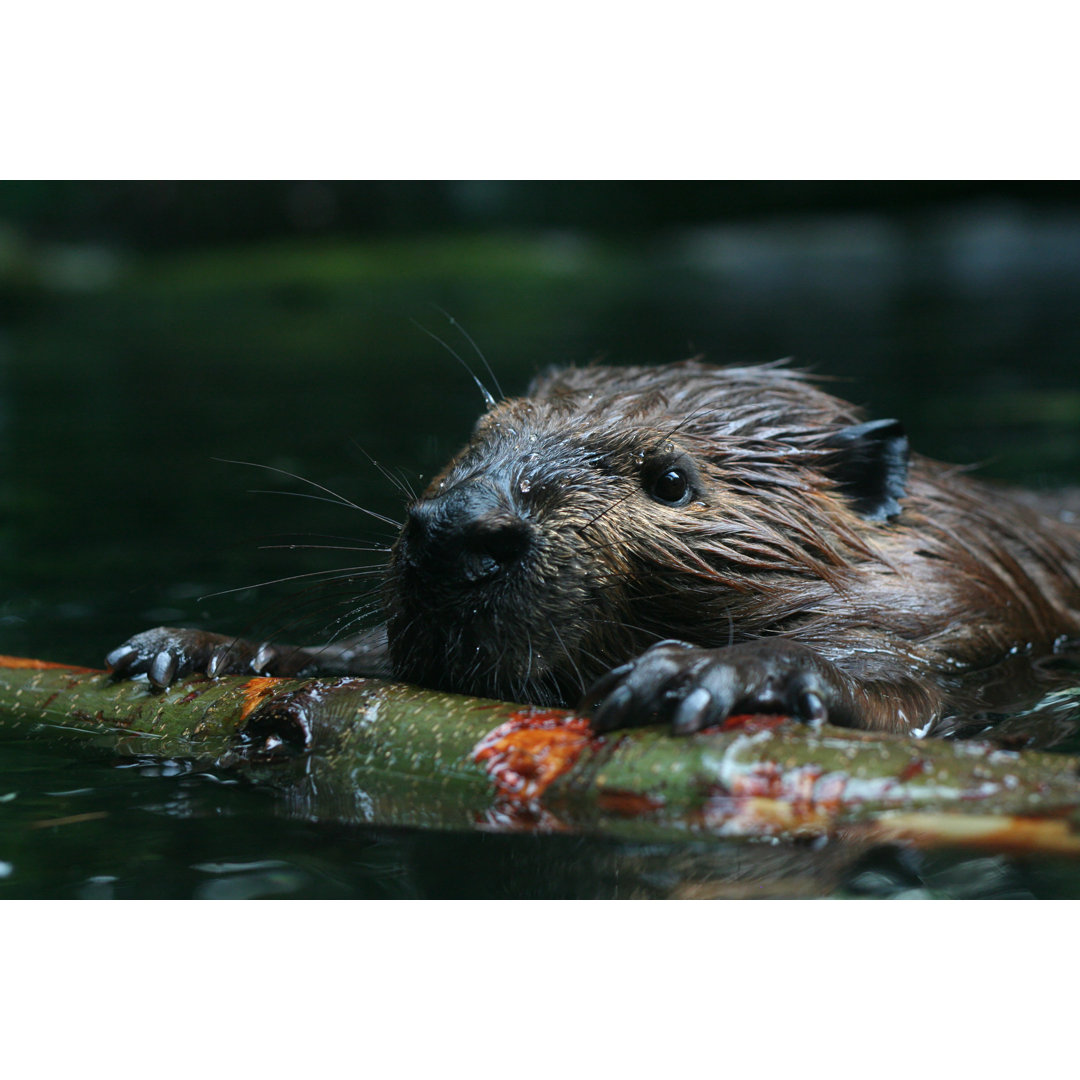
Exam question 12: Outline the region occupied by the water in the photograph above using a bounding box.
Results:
[3,203,1080,898]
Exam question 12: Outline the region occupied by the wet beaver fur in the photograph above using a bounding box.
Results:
[108,359,1080,737]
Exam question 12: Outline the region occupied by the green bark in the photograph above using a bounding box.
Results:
[2,656,1080,850]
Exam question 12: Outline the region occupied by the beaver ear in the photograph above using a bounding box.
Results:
[823,419,910,521]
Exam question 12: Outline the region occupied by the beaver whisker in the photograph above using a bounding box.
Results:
[259,545,390,557]
[585,615,669,645]
[302,579,383,610]
[326,597,383,629]
[577,489,637,534]
[244,488,402,536]
[350,440,419,502]
[429,304,505,403]
[241,586,385,654]
[412,317,497,411]
[546,617,586,696]
[649,403,716,450]
[523,628,535,689]
[262,530,394,548]
[197,564,386,602]
[573,538,633,557]
[569,641,626,683]
[215,457,404,530]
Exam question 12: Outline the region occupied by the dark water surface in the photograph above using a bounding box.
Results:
[3,205,1080,898]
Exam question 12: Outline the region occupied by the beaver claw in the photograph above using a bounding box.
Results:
[106,627,274,688]
[580,639,850,735]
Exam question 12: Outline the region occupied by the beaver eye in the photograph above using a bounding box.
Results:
[649,467,691,507]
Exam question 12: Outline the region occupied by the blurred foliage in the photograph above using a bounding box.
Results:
[3,181,1080,252]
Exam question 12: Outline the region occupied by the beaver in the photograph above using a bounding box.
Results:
[106,359,1080,737]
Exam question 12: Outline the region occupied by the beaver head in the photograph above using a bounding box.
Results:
[385,360,909,705]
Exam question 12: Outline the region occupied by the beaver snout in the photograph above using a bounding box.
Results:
[401,482,535,586]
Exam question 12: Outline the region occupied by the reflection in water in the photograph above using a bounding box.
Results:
[939,667,1080,752]
[0,730,1075,898]
[0,735,1078,898]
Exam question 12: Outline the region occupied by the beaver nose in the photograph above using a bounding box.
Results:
[404,483,533,583]
[458,514,532,581]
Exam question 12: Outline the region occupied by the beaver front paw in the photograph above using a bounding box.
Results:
[580,639,853,735]
[106,627,276,688]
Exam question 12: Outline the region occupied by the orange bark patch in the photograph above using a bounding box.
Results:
[0,655,100,673]
[472,710,593,802]
[238,676,288,722]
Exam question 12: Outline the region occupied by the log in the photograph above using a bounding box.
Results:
[2,654,1080,852]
